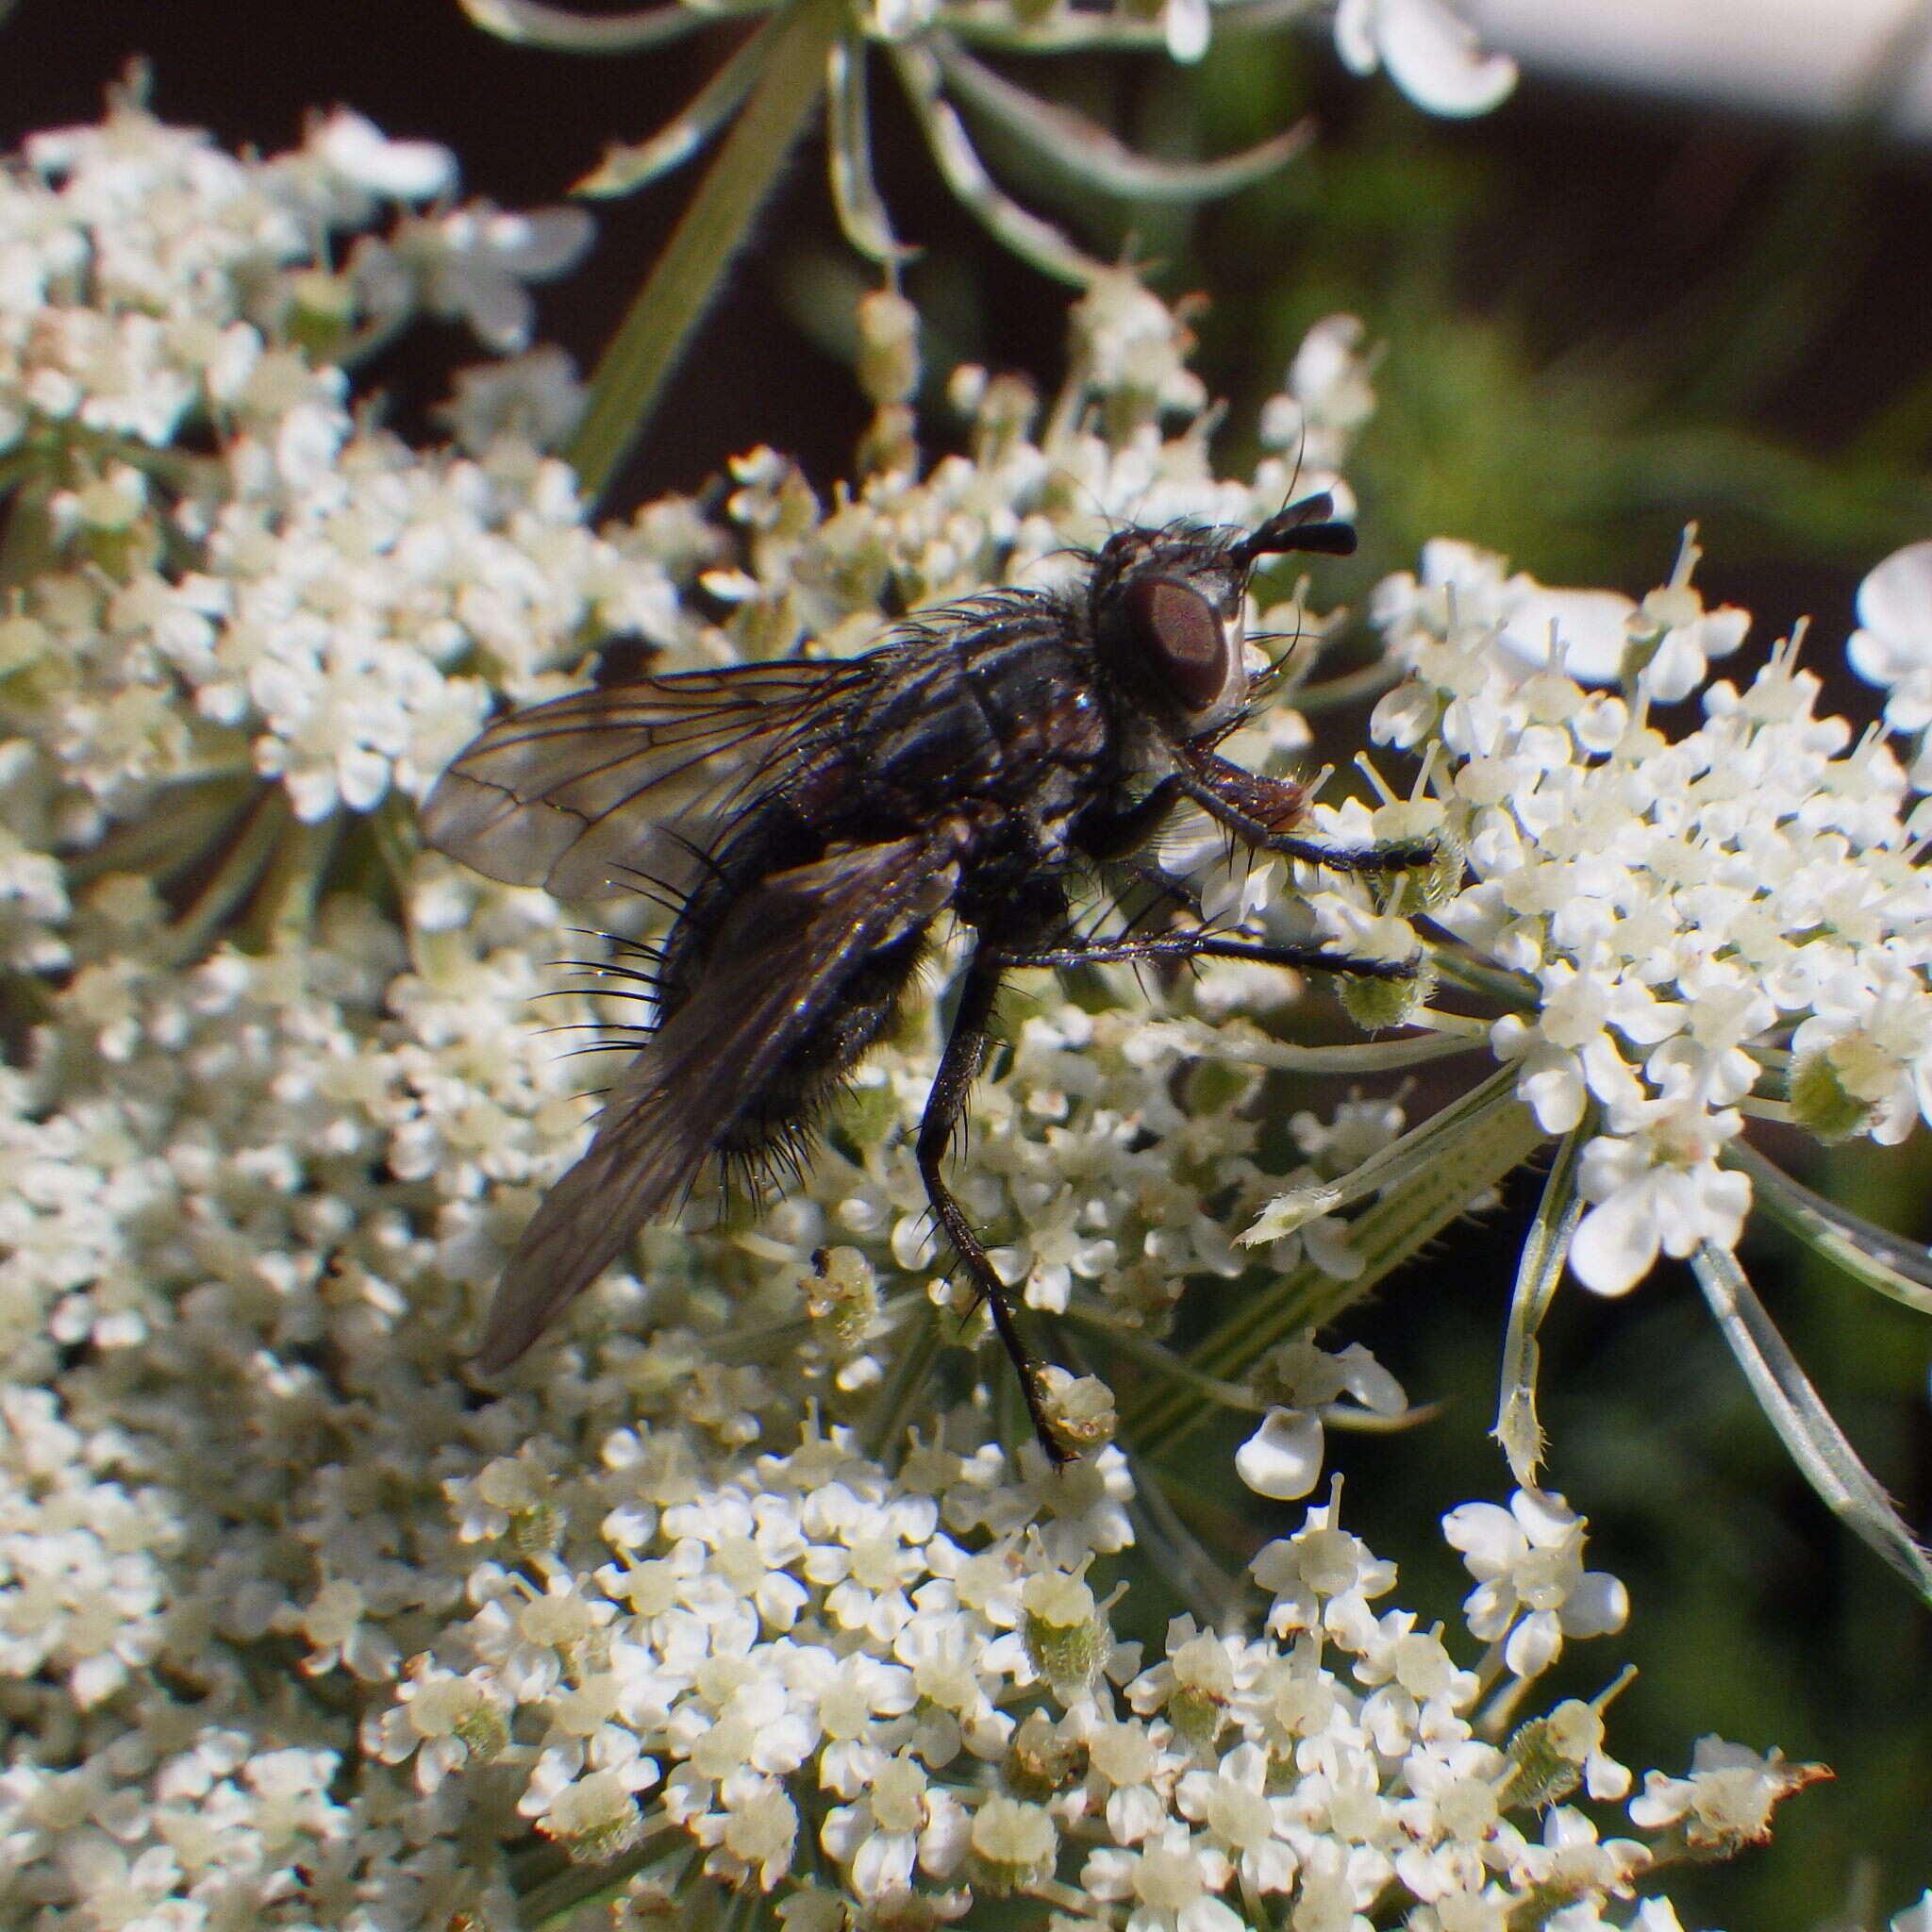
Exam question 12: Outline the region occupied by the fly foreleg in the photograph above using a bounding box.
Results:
[916,948,1067,1462]
[1178,755,1439,877]
[987,932,1418,981]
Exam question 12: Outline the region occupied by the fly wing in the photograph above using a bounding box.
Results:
[421,659,858,901]
[475,830,957,1374]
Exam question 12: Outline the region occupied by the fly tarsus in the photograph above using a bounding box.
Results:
[1295,835,1441,876]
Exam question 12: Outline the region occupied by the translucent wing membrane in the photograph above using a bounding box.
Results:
[476,831,956,1372]
[420,659,858,900]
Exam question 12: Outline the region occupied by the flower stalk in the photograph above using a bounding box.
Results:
[566,0,847,503]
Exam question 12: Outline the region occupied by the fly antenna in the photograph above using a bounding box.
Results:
[1231,491,1356,569]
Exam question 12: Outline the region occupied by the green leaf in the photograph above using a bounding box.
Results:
[566,0,847,503]
[935,40,1313,204]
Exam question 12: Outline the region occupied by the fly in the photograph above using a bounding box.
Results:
[420,493,1437,1457]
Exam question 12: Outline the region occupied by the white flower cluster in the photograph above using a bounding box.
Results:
[0,80,622,887]
[1335,535,1932,1293]
[0,90,1836,1928]
[362,1443,1726,1932]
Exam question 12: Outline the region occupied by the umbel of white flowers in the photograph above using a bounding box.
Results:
[0,76,1924,1932]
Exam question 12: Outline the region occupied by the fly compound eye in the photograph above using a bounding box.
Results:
[1127,575,1243,723]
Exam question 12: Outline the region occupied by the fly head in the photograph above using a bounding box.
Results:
[1088,491,1356,744]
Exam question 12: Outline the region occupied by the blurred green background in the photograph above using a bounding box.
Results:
[5,2,1927,1922]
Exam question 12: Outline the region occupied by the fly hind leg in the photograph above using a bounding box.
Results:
[915,947,1069,1463]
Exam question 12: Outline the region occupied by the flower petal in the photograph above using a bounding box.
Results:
[1375,0,1519,116]
[1236,1408,1325,1500]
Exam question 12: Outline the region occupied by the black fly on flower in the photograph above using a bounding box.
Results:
[421,493,1438,1457]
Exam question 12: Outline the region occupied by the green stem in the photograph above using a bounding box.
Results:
[1147,1017,1484,1075]
[565,0,844,507]
[520,1824,685,1925]
[253,813,341,953]
[0,477,58,592]
[1126,1074,1545,1453]
[1692,1241,1932,1603]
[157,788,292,968]
[1291,657,1405,713]
[861,1303,944,1461]
[1056,1299,1264,1412]
[64,774,256,886]
[1428,948,1539,1011]
[1732,1138,1932,1316]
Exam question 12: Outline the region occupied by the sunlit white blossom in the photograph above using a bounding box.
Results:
[1442,1491,1627,1680]
[1356,535,1932,1317]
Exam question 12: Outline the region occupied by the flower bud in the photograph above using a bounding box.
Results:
[857,289,920,406]
[287,267,358,358]
[806,1245,878,1355]
[541,1771,647,1865]
[1004,1708,1087,1800]
[452,1699,509,1767]
[1504,1711,1584,1810]
[1788,1046,1876,1142]
[1364,806,1461,914]
[1165,1632,1235,1746]
[1339,955,1435,1033]
[1034,1366,1117,1458]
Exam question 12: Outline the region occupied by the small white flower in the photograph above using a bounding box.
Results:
[358,201,595,352]
[1175,1742,1298,1893]
[306,107,456,201]
[1569,1094,1751,1297]
[440,344,586,454]
[1164,0,1212,63]
[1082,1821,1242,1932]
[1236,1407,1327,1501]
[1441,1491,1627,1679]
[1850,540,1932,698]
[1237,1341,1407,1501]
[1495,586,1639,683]
[1627,1736,1824,1847]
[1852,538,1932,786]
[1625,550,1751,703]
[1260,314,1376,468]
[1251,1484,1397,1636]
[1891,1891,1932,1932]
